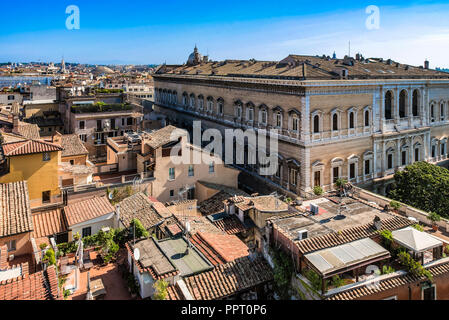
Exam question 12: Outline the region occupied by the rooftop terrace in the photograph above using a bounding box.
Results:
[157,237,213,277]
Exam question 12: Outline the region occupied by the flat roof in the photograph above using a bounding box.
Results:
[305,238,390,277]
[157,237,213,277]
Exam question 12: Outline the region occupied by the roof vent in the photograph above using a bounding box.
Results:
[298,230,308,240]
[373,216,382,230]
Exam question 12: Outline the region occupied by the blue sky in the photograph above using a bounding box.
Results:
[1,1,449,67]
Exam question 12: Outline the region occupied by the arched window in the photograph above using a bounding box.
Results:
[349,112,355,129]
[399,90,407,118]
[412,90,419,117]
[364,110,370,127]
[332,113,338,131]
[385,91,393,120]
[313,115,320,133]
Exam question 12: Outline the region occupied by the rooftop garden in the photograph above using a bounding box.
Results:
[94,88,124,94]
[388,162,449,219]
[71,101,133,114]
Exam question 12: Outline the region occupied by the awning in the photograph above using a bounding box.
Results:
[304,238,390,278]
[392,227,443,253]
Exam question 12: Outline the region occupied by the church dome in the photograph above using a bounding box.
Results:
[187,46,203,66]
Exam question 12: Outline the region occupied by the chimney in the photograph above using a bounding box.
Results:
[12,115,20,135]
[52,131,62,145]
[373,216,382,231]
[424,60,430,69]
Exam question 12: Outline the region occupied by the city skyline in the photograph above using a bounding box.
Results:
[1,1,449,67]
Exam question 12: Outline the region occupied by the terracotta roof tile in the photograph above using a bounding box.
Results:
[175,257,273,300]
[64,196,114,226]
[61,134,88,157]
[327,259,449,300]
[0,181,33,237]
[295,215,414,254]
[2,139,63,157]
[0,265,61,300]
[143,125,185,149]
[32,209,68,239]
[190,232,249,266]
[119,193,164,229]
[212,215,247,235]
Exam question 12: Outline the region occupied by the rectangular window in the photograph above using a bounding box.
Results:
[79,121,85,130]
[7,240,16,252]
[276,113,282,128]
[388,154,393,169]
[169,168,175,180]
[415,148,420,162]
[122,118,125,126]
[350,163,356,180]
[43,152,51,162]
[365,160,370,175]
[169,190,174,198]
[314,171,321,187]
[247,109,254,121]
[333,167,340,183]
[423,286,436,300]
[401,151,407,166]
[292,117,299,131]
[8,95,15,101]
[209,162,215,173]
[432,146,436,158]
[290,169,297,186]
[188,165,194,177]
[42,191,51,204]
[127,117,133,126]
[79,134,87,142]
[261,111,267,124]
[82,227,92,238]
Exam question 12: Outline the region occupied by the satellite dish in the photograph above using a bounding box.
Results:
[185,221,191,233]
[108,192,114,200]
[134,248,141,261]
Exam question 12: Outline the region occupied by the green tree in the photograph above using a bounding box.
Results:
[43,248,56,266]
[130,218,149,239]
[389,162,449,218]
[153,279,169,300]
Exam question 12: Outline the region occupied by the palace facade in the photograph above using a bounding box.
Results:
[152,49,449,196]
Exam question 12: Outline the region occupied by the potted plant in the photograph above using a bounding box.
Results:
[313,186,324,196]
[428,212,441,231]
[335,178,348,195]
[389,201,401,213]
